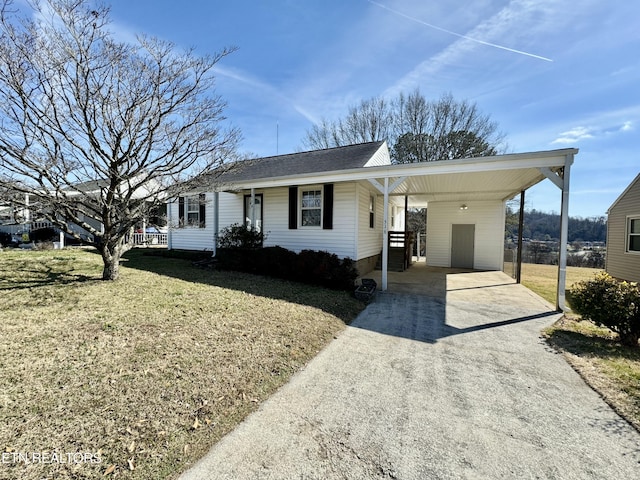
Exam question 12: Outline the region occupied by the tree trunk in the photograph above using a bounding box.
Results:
[100,243,124,281]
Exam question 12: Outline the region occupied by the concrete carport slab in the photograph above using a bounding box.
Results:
[180,270,640,479]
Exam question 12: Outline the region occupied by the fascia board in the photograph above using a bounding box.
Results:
[219,148,578,191]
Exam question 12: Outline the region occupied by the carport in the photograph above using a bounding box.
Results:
[361,148,578,311]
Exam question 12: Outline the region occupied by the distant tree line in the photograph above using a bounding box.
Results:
[506,208,607,243]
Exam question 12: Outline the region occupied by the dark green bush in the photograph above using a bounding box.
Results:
[29,227,57,243]
[570,272,640,347]
[216,246,358,292]
[218,223,265,249]
[0,231,13,246]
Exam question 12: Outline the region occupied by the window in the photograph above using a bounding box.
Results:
[301,188,322,227]
[369,195,375,228]
[627,216,640,252]
[186,196,200,226]
[178,194,205,228]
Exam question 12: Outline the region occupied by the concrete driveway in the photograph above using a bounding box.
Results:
[180,270,640,479]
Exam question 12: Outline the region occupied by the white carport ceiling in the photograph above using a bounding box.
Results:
[382,167,554,206]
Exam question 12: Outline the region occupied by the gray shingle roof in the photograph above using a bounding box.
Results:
[216,141,384,183]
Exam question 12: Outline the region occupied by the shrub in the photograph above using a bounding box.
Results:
[0,231,13,247]
[29,227,57,243]
[218,223,265,249]
[216,246,358,292]
[570,272,640,347]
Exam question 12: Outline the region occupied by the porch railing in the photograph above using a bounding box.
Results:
[31,220,54,230]
[130,233,168,246]
[388,230,415,271]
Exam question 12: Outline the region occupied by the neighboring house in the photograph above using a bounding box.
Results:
[0,177,167,245]
[606,173,640,282]
[169,141,578,309]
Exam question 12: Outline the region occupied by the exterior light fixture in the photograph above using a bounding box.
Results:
[460,204,468,210]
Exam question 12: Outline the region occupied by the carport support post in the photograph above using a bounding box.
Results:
[369,176,406,292]
[516,191,525,283]
[556,158,572,311]
[382,177,389,291]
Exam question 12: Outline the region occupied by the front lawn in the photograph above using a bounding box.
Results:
[504,261,601,307]
[0,248,363,479]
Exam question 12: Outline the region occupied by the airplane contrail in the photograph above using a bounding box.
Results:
[368,0,553,62]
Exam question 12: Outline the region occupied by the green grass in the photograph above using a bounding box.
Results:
[504,262,601,307]
[0,248,364,479]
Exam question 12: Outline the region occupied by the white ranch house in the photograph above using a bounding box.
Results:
[168,142,577,310]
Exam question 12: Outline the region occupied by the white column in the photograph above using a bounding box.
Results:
[250,188,256,230]
[382,178,389,291]
[556,156,573,311]
[24,193,30,223]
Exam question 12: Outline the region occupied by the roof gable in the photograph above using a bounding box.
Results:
[607,172,640,214]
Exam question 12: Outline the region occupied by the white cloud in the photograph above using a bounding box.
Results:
[213,65,319,124]
[621,121,634,132]
[368,0,552,62]
[385,0,563,95]
[552,126,594,144]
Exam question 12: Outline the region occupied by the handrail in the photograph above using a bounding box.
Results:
[388,231,415,270]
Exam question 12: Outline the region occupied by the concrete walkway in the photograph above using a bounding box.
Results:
[180,270,640,479]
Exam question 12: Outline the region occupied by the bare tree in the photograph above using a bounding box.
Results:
[304,90,506,163]
[305,97,392,149]
[0,0,240,279]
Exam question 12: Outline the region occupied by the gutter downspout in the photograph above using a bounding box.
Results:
[167,200,172,250]
[212,191,219,257]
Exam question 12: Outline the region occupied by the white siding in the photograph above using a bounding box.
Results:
[355,183,384,260]
[168,192,242,251]
[170,184,361,259]
[426,201,505,270]
[363,142,392,167]
[262,183,358,259]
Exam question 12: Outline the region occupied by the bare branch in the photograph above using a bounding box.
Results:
[0,0,239,279]
[303,89,507,163]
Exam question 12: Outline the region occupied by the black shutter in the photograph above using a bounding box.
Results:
[178,197,185,228]
[323,183,333,230]
[199,193,206,228]
[288,186,298,229]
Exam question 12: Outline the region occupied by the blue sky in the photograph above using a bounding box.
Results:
[105,0,639,218]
